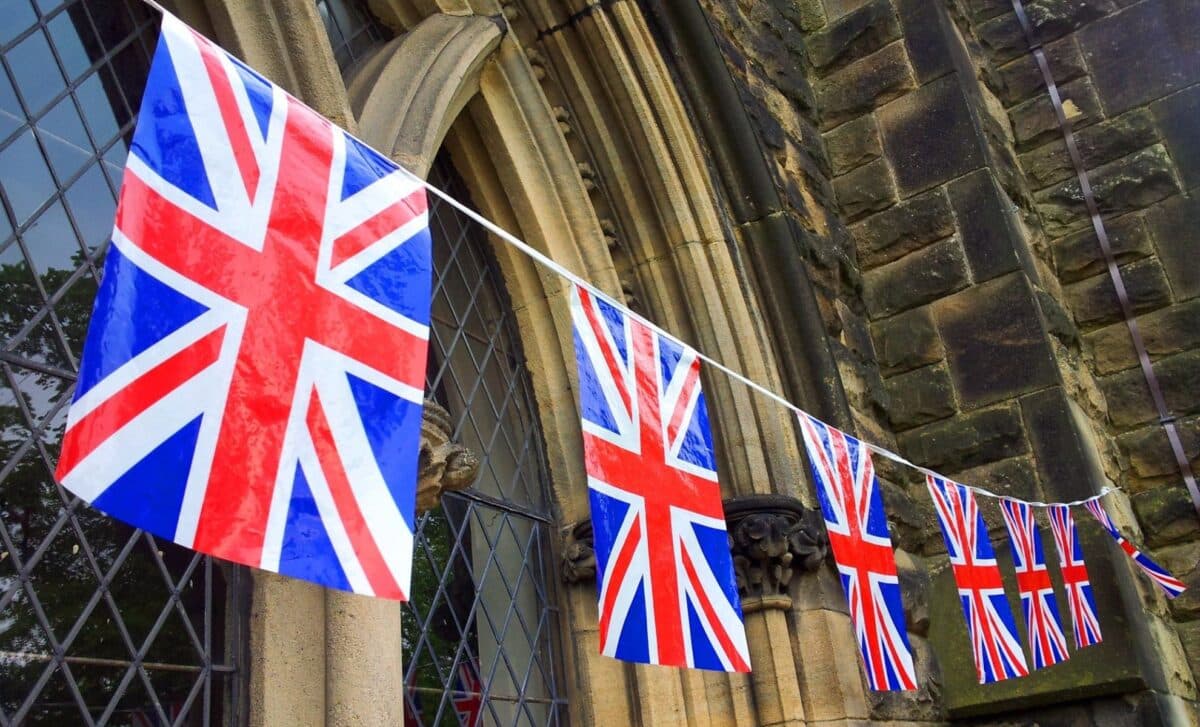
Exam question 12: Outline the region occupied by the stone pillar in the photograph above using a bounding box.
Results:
[324,399,479,725]
[725,494,827,727]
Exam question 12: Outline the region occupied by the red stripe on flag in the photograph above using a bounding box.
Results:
[194,33,260,201]
[57,325,226,479]
[680,545,749,672]
[307,390,405,600]
[598,515,642,648]
[665,357,700,447]
[332,189,427,268]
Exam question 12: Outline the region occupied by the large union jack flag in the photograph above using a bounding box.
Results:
[926,476,1028,683]
[1085,500,1187,598]
[998,499,1069,670]
[797,414,916,691]
[55,14,430,599]
[569,284,749,672]
[1046,505,1102,649]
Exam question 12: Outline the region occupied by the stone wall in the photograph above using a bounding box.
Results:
[695,0,1200,721]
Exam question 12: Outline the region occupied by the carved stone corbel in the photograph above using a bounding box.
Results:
[724,494,828,613]
[560,520,596,585]
[416,399,479,514]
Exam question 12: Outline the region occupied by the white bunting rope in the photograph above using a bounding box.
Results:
[415,176,1112,509]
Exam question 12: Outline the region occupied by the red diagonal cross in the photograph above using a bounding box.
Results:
[102,88,425,566]
[580,301,727,667]
[821,430,913,690]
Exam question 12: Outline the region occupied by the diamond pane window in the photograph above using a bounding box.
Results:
[0,2,244,724]
[315,0,391,72]
[402,158,567,726]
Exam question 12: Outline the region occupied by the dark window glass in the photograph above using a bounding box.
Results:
[402,157,566,726]
[315,0,391,72]
[0,2,244,724]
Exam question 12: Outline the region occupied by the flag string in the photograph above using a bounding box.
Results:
[414,174,1112,509]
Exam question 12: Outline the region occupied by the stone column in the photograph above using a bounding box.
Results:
[723,494,827,727]
[324,399,479,725]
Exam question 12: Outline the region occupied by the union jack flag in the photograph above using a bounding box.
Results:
[1046,505,1102,649]
[56,14,430,598]
[926,476,1028,684]
[998,499,1068,670]
[796,414,916,691]
[1085,500,1187,599]
[569,284,749,672]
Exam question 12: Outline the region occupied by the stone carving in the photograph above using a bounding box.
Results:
[416,399,480,514]
[724,494,829,612]
[560,520,596,585]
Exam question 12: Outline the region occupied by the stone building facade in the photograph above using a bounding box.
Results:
[0,0,1197,724]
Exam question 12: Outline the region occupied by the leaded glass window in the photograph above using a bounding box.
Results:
[0,1,243,724]
[315,0,391,72]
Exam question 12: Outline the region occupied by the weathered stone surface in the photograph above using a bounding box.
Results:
[935,274,1059,409]
[949,456,1042,501]
[1035,145,1182,237]
[878,73,986,196]
[1116,415,1200,481]
[1079,0,1200,115]
[896,0,956,84]
[816,41,916,130]
[807,0,900,71]
[1050,213,1152,283]
[863,237,970,319]
[947,169,1027,282]
[851,187,954,268]
[823,113,881,176]
[870,305,944,374]
[885,363,957,430]
[994,36,1086,107]
[832,157,896,221]
[897,403,1029,473]
[1020,108,1160,189]
[1101,349,1200,427]
[1020,388,1110,501]
[1008,77,1102,149]
[1062,258,1172,329]
[1147,193,1200,300]
[976,0,1118,63]
[963,0,1011,22]
[1152,84,1200,191]
[1084,300,1200,375]
[1132,486,1200,547]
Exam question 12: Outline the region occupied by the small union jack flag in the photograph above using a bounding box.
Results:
[56,14,430,598]
[926,476,1028,684]
[1046,505,1102,649]
[797,414,916,691]
[999,499,1069,670]
[570,284,749,671]
[1085,500,1187,599]
[451,659,484,725]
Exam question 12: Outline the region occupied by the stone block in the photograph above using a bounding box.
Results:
[1062,258,1172,329]
[963,0,1010,22]
[1131,486,1200,548]
[1116,415,1200,481]
[850,187,954,268]
[1152,84,1200,191]
[870,305,944,374]
[1100,349,1200,427]
[1020,108,1160,189]
[816,41,916,130]
[863,237,970,319]
[832,157,896,221]
[835,299,875,361]
[1050,213,1152,283]
[1084,299,1200,375]
[1008,77,1102,150]
[1035,145,1182,237]
[896,0,956,84]
[948,455,1042,501]
[897,402,1029,473]
[947,169,1028,283]
[1020,388,1111,501]
[994,36,1086,107]
[806,0,900,72]
[878,73,987,196]
[1079,0,1200,115]
[976,0,1118,64]
[885,363,957,430]
[823,113,881,176]
[1148,193,1200,300]
[935,274,1059,409]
